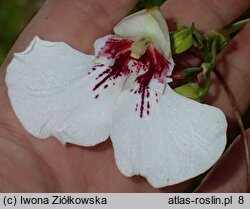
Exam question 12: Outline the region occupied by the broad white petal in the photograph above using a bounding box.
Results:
[111,84,227,188]
[6,36,94,91]
[114,8,170,56]
[6,37,126,146]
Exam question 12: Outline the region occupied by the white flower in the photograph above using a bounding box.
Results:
[6,8,227,188]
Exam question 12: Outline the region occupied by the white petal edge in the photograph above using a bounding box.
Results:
[111,84,227,188]
[148,7,172,57]
[113,8,171,56]
[94,35,115,64]
[6,36,126,146]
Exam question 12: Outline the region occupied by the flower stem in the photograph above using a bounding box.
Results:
[214,69,250,192]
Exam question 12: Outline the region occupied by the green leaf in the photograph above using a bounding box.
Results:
[175,83,201,102]
[192,27,204,49]
[0,0,45,65]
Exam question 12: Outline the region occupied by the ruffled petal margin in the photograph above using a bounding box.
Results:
[111,84,227,188]
[6,36,127,146]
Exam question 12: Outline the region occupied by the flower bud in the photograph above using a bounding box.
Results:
[212,30,228,49]
[171,28,193,54]
[192,27,204,49]
[169,67,201,79]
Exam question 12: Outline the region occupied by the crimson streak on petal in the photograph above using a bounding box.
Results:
[135,47,171,118]
[93,38,133,92]
[93,51,132,91]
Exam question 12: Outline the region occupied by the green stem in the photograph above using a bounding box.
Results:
[210,37,218,65]
[214,69,250,192]
[198,73,211,99]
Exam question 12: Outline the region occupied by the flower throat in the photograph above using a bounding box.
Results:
[89,37,171,117]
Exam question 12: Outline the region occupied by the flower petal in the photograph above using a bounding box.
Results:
[113,8,171,56]
[94,35,114,64]
[147,7,172,57]
[6,37,127,146]
[111,84,227,188]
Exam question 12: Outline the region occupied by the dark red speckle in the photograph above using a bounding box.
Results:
[96,68,111,80]
[93,51,132,91]
[147,101,150,109]
[135,104,138,112]
[155,92,159,103]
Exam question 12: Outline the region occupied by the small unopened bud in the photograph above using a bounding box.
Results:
[171,28,193,54]
[192,27,204,49]
[131,37,152,59]
[169,67,201,79]
[168,71,186,79]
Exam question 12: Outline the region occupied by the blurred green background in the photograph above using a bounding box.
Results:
[0,0,45,64]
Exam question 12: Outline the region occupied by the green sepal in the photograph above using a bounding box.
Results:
[171,28,193,54]
[212,30,229,50]
[175,83,201,102]
[192,25,205,49]
[176,24,189,31]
